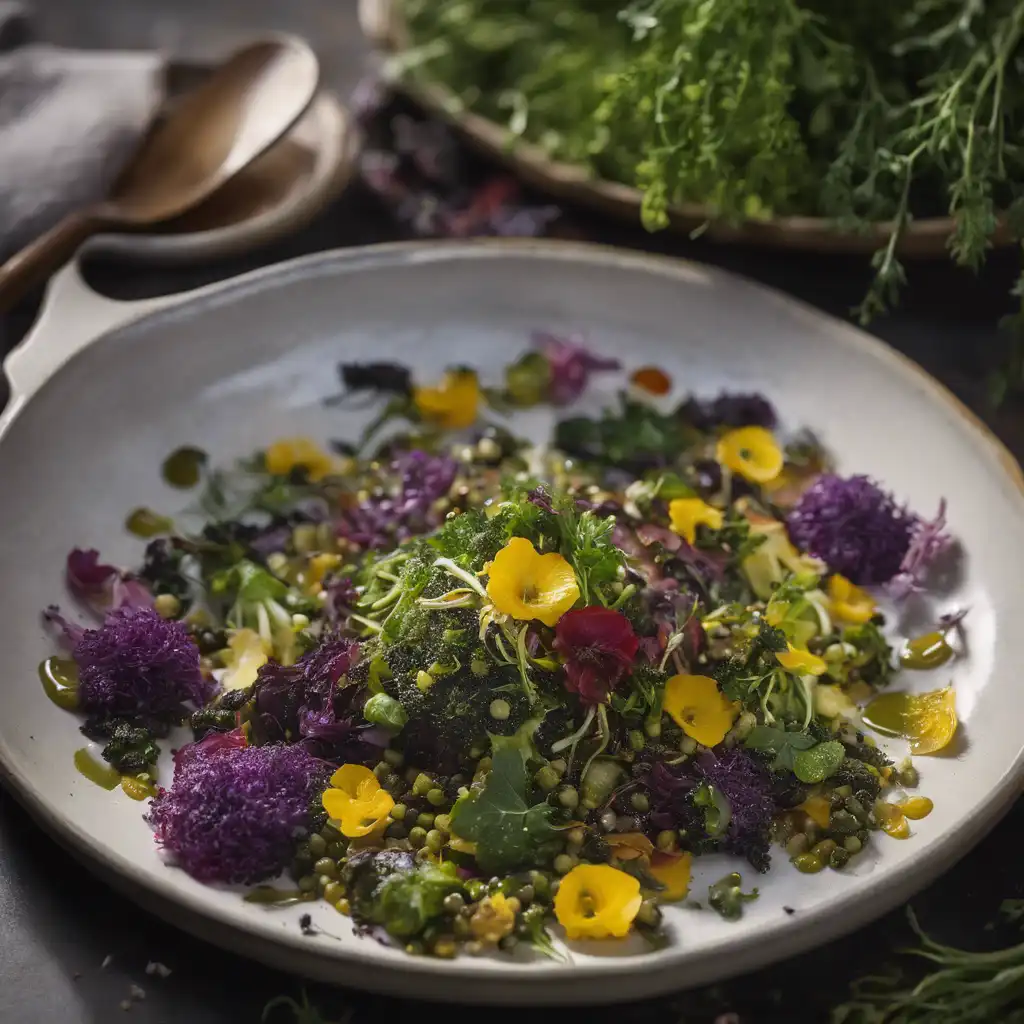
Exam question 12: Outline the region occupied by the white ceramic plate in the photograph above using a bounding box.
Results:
[0,241,1022,1004]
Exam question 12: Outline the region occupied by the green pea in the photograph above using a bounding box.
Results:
[417,812,435,829]
[630,792,650,813]
[323,881,344,905]
[313,857,337,879]
[465,879,486,901]
[434,813,452,833]
[413,773,434,797]
[408,826,427,848]
[443,893,465,914]
[383,749,405,767]
[786,833,809,858]
[426,829,444,853]
[308,833,327,858]
[327,841,346,860]
[297,874,317,893]
[553,854,576,875]
[830,810,860,834]
[557,786,579,810]
[427,788,447,807]
[811,840,837,861]
[528,870,550,899]
[843,836,863,854]
[656,830,677,853]
[636,899,662,927]
[391,803,407,821]
[489,698,511,721]
[829,847,851,870]
[517,884,535,905]
[793,853,824,874]
[535,766,560,791]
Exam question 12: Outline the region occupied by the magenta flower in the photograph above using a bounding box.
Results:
[533,332,621,405]
[553,607,639,704]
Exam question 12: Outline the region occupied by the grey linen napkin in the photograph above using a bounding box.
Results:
[0,3,165,259]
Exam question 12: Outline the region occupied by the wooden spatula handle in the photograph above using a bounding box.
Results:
[0,212,102,313]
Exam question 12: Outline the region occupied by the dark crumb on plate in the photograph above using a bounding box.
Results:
[783,906,796,915]
[299,913,314,936]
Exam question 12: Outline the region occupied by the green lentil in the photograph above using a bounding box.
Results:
[427,788,447,807]
[408,826,427,848]
[390,803,407,821]
[535,766,560,791]
[557,786,579,810]
[434,813,452,833]
[630,792,650,813]
[553,853,576,875]
[313,857,337,879]
[426,829,444,853]
[308,833,327,858]
[489,698,511,721]
[323,881,344,905]
[637,899,662,927]
[417,811,436,829]
[843,836,863,854]
[786,833,809,858]
[811,840,837,861]
[656,830,677,853]
[793,853,825,874]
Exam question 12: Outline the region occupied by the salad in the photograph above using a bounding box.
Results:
[41,333,961,959]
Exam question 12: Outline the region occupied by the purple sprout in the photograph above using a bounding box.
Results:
[786,474,916,585]
[73,607,209,722]
[526,485,558,515]
[888,499,955,600]
[532,331,621,405]
[147,740,329,885]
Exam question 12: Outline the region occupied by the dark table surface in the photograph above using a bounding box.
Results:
[3,3,1024,1022]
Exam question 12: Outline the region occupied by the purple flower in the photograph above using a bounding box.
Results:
[682,393,777,431]
[888,499,954,600]
[787,474,916,585]
[338,450,457,550]
[66,548,154,615]
[147,740,329,884]
[73,607,208,721]
[532,331,621,405]
[527,485,558,514]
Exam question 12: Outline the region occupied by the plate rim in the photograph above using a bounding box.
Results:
[1,238,1022,1001]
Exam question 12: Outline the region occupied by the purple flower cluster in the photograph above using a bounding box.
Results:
[786,474,916,585]
[695,749,775,851]
[339,450,457,550]
[147,739,328,884]
[681,392,777,431]
[888,499,954,600]
[532,331,621,405]
[73,607,209,721]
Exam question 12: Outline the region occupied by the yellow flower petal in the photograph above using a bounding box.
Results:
[828,574,877,624]
[663,674,738,748]
[554,864,642,940]
[413,370,480,430]
[220,628,270,692]
[485,536,580,627]
[798,795,832,831]
[265,437,338,482]
[649,851,692,902]
[863,687,957,755]
[323,764,395,837]
[329,763,379,798]
[777,644,828,676]
[307,553,342,595]
[716,427,784,484]
[668,497,723,545]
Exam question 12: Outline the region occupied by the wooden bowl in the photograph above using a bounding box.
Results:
[359,0,1012,257]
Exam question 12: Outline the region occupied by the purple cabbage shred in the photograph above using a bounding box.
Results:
[73,607,209,721]
[147,740,329,885]
[66,548,154,614]
[786,474,916,585]
[532,332,621,405]
[888,499,954,600]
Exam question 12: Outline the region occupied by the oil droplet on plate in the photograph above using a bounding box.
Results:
[162,446,207,489]
[863,687,957,755]
[900,631,953,670]
[39,657,79,710]
[899,796,934,820]
[125,507,174,538]
[73,748,121,790]
[244,886,314,906]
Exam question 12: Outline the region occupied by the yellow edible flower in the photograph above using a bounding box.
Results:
[663,674,738,748]
[468,893,520,945]
[554,864,642,940]
[485,536,579,627]
[307,552,342,595]
[828,574,877,624]
[776,643,828,676]
[265,437,338,482]
[413,369,480,430]
[649,852,693,902]
[716,426,784,484]
[668,497,723,545]
[322,764,394,838]
[220,628,270,692]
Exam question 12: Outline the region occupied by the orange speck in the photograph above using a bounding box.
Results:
[630,366,672,396]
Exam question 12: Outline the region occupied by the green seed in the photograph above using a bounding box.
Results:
[897,765,920,788]
[417,812,435,829]
[528,871,550,899]
[628,729,646,752]
[391,802,407,821]
[383,749,405,767]
[313,857,337,879]
[443,893,465,914]
[549,759,567,776]
[811,840,837,861]
[489,698,511,721]
[517,884,535,905]
[385,822,407,840]
[679,735,697,755]
[408,826,427,848]
[413,773,433,797]
[373,762,389,780]
[829,847,851,870]
[835,785,853,798]
[308,833,327,857]
[535,766,560,791]
[786,833,809,858]
[465,879,486,901]
[154,593,181,619]
[297,874,317,893]
[656,830,677,853]
[327,841,346,860]
[793,853,824,874]
[637,899,662,927]
[630,792,650,813]
[426,829,444,853]
[553,853,575,876]
[557,786,579,810]
[323,881,344,905]
[427,788,447,807]
[434,813,452,833]
[843,836,863,854]
[292,523,318,554]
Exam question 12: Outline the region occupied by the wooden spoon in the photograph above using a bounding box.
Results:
[0,36,320,310]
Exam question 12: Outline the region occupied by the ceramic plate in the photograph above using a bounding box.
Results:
[0,241,1021,1004]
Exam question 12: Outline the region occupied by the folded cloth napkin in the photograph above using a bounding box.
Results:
[0,3,165,260]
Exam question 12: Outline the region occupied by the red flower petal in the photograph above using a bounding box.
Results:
[553,607,639,705]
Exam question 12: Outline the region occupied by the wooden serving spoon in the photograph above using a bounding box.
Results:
[0,35,320,311]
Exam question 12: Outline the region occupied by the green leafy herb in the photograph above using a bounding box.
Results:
[793,740,847,784]
[745,724,817,772]
[694,782,732,838]
[708,872,759,922]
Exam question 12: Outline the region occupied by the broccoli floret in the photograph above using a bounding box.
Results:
[89,719,160,775]
[190,686,253,740]
[831,757,882,799]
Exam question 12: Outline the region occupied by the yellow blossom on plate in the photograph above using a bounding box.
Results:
[663,674,738,748]
[649,851,693,902]
[777,644,828,676]
[485,536,579,627]
[716,426,784,484]
[668,497,723,545]
[469,893,520,945]
[413,369,480,430]
[322,764,394,838]
[265,437,338,482]
[554,864,642,940]
[828,574,877,624]
[220,628,270,692]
